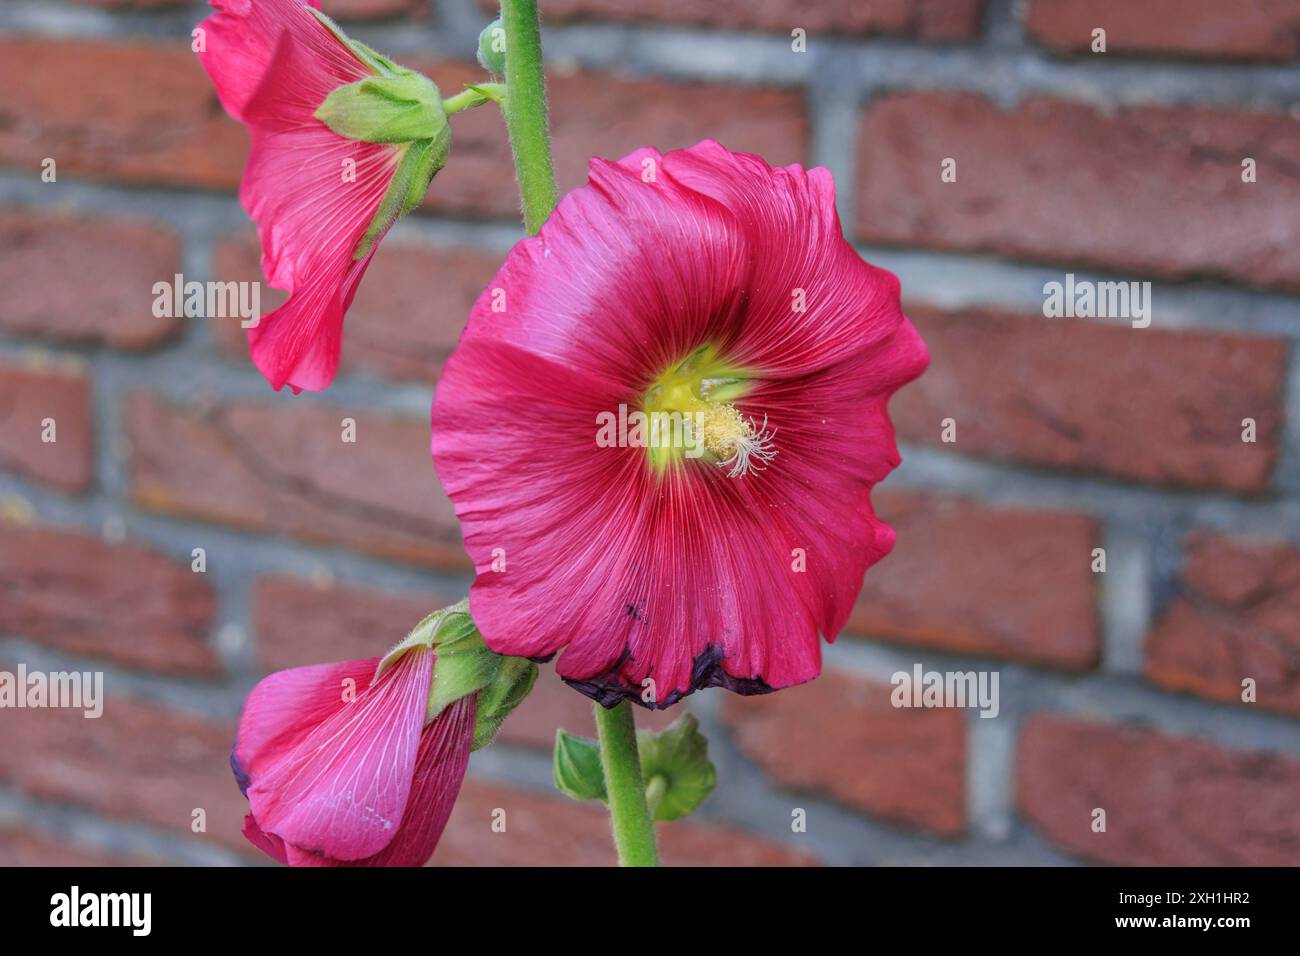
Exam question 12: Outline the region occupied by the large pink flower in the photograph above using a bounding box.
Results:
[197,0,445,392]
[431,140,928,709]
[232,646,473,866]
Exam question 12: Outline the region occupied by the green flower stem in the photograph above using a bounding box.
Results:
[500,0,558,235]
[593,701,660,867]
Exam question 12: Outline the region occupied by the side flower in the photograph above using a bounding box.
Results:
[196,0,455,392]
[232,601,535,866]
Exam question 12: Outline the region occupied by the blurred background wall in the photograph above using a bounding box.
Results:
[1,0,1299,866]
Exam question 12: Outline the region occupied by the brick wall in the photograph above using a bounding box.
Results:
[1,0,1298,866]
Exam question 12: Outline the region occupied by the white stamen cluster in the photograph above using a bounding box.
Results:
[719,413,777,478]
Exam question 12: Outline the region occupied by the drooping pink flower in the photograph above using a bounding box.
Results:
[431,140,928,709]
[196,0,449,392]
[232,646,473,866]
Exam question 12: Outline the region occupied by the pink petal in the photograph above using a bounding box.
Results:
[196,0,349,123]
[232,657,378,795]
[242,813,289,865]
[282,696,475,867]
[247,647,433,861]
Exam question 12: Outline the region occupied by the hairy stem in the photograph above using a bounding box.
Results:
[593,701,660,867]
[500,0,558,235]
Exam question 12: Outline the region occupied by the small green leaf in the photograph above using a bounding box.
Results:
[637,714,716,821]
[553,729,607,803]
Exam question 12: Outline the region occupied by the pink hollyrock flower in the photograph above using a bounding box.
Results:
[233,646,473,866]
[196,0,451,392]
[431,140,928,709]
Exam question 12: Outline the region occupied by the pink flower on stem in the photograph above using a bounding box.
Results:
[431,140,929,709]
[233,646,473,866]
[197,0,452,392]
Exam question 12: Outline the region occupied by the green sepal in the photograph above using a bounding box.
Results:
[472,655,537,751]
[376,599,536,746]
[352,133,450,260]
[637,713,717,821]
[552,730,607,802]
[315,73,448,145]
[375,599,469,678]
[423,607,501,725]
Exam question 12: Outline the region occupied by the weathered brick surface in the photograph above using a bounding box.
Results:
[531,0,985,40]
[1146,532,1300,718]
[213,234,497,383]
[420,60,808,220]
[251,574,449,672]
[721,669,966,837]
[1017,714,1300,865]
[0,208,182,350]
[858,92,1300,290]
[0,38,246,192]
[0,687,253,858]
[126,392,465,569]
[1026,0,1300,61]
[0,361,93,493]
[437,778,818,866]
[0,523,218,676]
[894,305,1285,492]
[849,490,1099,670]
[5,0,1300,870]
[0,827,164,867]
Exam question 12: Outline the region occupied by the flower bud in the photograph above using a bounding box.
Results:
[477,18,507,76]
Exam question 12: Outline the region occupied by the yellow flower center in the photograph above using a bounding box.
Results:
[641,345,776,477]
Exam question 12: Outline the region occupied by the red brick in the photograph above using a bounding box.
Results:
[849,490,1099,669]
[858,92,1300,290]
[420,60,808,220]
[212,234,498,383]
[0,523,218,676]
[530,0,984,40]
[0,687,253,859]
[720,669,965,837]
[1017,713,1300,865]
[1146,532,1300,718]
[0,361,93,493]
[0,827,165,867]
[895,305,1285,492]
[252,574,452,672]
[0,209,182,350]
[1026,0,1300,61]
[125,392,465,569]
[0,38,246,192]
[435,778,818,866]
